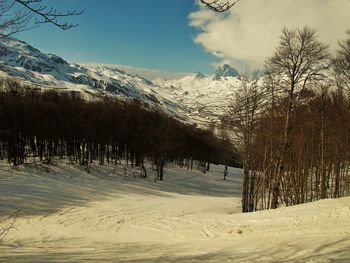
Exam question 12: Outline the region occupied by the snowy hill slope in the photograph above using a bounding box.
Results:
[0,37,184,118]
[155,67,242,126]
[0,161,349,262]
[0,37,245,127]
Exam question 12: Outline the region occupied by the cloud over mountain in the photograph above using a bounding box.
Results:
[189,0,350,70]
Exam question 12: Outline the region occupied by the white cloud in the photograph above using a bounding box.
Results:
[189,0,350,71]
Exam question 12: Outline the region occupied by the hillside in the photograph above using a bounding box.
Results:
[0,37,183,118]
[155,67,241,126]
[0,161,349,262]
[0,37,243,127]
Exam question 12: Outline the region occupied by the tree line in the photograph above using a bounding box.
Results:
[0,79,235,180]
[222,27,350,212]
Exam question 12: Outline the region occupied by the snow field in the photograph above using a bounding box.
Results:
[0,161,349,262]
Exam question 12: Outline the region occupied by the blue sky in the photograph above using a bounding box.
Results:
[17,0,219,74]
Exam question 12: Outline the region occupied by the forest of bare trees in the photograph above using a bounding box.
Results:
[222,27,350,212]
[0,79,234,180]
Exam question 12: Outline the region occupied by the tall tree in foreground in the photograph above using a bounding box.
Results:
[265,26,330,208]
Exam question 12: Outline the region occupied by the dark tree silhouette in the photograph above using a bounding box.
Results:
[0,79,235,179]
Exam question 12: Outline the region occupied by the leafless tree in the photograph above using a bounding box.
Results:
[265,26,330,208]
[223,76,264,212]
[333,30,350,91]
[200,0,239,12]
[0,0,82,37]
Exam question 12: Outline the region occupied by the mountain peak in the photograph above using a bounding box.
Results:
[213,64,239,80]
[193,72,206,79]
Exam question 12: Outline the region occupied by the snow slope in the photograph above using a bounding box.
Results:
[0,37,183,118]
[155,69,242,127]
[0,161,349,262]
[0,37,245,126]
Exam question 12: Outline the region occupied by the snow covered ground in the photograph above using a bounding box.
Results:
[0,161,349,262]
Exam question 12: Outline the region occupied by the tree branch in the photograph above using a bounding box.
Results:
[200,0,239,12]
[14,0,83,30]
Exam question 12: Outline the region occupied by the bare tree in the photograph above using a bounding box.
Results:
[265,26,330,208]
[223,76,264,212]
[200,0,239,12]
[0,0,82,37]
[333,30,350,91]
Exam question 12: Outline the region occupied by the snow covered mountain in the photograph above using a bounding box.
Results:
[0,37,184,117]
[0,37,243,127]
[155,65,242,126]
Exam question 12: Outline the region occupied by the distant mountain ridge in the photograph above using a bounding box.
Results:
[0,37,243,127]
[154,71,242,126]
[0,37,185,117]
